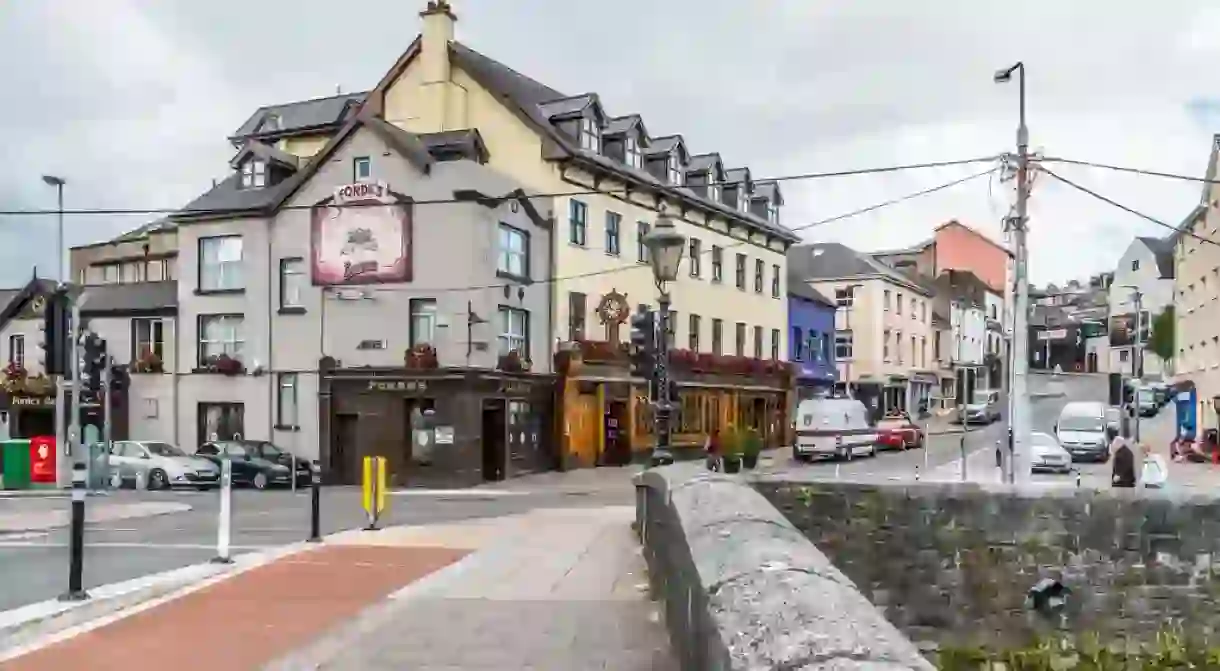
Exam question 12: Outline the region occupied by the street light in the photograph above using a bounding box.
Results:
[42,174,68,489]
[643,210,686,467]
[42,175,66,284]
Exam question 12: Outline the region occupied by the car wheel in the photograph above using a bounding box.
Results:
[869,443,877,458]
[253,472,269,490]
[148,469,168,491]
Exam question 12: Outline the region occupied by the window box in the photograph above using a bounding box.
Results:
[405,343,439,370]
[3,361,28,382]
[669,349,698,371]
[3,363,53,397]
[575,339,627,363]
[132,350,164,374]
[197,354,246,376]
[497,349,531,373]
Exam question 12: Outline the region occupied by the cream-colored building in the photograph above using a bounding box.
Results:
[1174,134,1220,421]
[789,243,939,416]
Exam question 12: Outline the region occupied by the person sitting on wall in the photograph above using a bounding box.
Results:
[1111,435,1136,488]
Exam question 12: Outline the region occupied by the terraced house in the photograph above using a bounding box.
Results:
[36,0,800,480]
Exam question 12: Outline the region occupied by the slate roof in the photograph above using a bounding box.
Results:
[229,140,300,171]
[787,273,835,308]
[788,242,933,295]
[752,180,783,206]
[644,135,685,157]
[229,92,367,142]
[78,281,177,314]
[1135,235,1175,279]
[604,115,644,137]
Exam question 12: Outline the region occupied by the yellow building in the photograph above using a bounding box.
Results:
[241,0,798,356]
[1173,135,1220,428]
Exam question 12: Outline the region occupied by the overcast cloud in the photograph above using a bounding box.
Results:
[2,1,1215,286]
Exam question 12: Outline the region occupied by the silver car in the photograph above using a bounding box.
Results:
[109,440,220,490]
[1030,432,1073,474]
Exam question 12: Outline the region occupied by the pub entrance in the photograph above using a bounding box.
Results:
[480,399,506,481]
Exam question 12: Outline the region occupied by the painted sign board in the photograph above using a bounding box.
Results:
[311,181,412,286]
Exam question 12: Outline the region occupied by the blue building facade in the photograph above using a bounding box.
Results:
[788,281,838,395]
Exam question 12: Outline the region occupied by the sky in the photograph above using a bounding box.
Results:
[1,1,1215,287]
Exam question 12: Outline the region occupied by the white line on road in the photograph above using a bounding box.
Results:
[0,541,274,551]
[389,489,530,497]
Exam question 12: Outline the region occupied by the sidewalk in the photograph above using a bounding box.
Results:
[1,506,674,670]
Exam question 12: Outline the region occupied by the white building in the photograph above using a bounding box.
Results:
[1108,236,1175,377]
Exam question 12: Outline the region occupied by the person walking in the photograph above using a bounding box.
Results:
[1111,435,1136,488]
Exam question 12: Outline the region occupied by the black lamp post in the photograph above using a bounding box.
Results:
[644,211,686,467]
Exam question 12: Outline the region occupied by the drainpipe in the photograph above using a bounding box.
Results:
[266,225,275,441]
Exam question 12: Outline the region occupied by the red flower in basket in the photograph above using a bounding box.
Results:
[405,344,439,370]
[3,360,27,380]
[206,354,245,375]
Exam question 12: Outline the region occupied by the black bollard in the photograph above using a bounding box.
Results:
[59,462,90,602]
[308,460,322,543]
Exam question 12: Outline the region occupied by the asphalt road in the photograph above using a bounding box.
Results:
[0,483,637,613]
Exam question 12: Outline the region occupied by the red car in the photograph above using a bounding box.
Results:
[876,413,925,451]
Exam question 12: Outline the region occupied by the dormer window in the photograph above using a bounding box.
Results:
[262,114,281,132]
[739,194,750,213]
[241,159,267,189]
[580,117,600,152]
[624,135,641,169]
[668,155,683,185]
[767,202,779,224]
[707,178,720,203]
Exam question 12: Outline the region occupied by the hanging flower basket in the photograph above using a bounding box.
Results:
[497,349,531,373]
[23,374,54,397]
[203,354,245,376]
[405,343,439,370]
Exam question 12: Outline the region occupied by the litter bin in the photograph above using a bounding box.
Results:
[0,439,32,490]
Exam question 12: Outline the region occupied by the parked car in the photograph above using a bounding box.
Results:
[195,440,307,489]
[1135,387,1160,417]
[954,390,1002,425]
[1030,432,1073,474]
[108,440,220,491]
[793,397,877,462]
[875,411,924,451]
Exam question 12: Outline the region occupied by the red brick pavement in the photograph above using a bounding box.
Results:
[1,545,468,671]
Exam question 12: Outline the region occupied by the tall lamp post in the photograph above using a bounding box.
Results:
[643,212,686,467]
[42,175,68,487]
[994,61,1030,483]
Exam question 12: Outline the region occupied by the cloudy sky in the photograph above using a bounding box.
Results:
[2,1,1214,286]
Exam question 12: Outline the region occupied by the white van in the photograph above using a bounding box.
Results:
[794,398,878,462]
[1054,401,1111,462]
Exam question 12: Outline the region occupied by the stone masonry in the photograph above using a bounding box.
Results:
[756,477,1220,650]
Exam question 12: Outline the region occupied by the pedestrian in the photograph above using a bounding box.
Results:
[705,429,721,472]
[1111,435,1136,488]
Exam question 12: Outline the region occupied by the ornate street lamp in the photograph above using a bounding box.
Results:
[643,211,686,467]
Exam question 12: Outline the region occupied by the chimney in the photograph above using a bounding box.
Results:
[419,0,456,85]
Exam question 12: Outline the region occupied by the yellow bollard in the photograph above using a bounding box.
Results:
[361,456,388,530]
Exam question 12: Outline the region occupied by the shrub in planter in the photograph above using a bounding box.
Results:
[132,349,164,373]
[694,353,716,372]
[669,349,697,371]
[205,354,245,376]
[497,349,531,372]
[405,344,439,370]
[741,428,763,469]
[721,427,744,474]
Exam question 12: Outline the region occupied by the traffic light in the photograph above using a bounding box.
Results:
[629,307,657,381]
[38,289,70,375]
[80,333,108,392]
[109,364,130,393]
[1121,380,1134,406]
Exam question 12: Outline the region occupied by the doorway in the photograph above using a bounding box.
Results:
[331,414,358,485]
[15,409,54,439]
[602,400,629,466]
[480,400,506,481]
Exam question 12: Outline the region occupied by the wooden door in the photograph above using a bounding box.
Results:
[568,394,599,467]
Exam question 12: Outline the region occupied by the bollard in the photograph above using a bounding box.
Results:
[59,462,89,602]
[834,463,840,480]
[291,453,298,493]
[959,435,968,482]
[307,460,322,543]
[1076,471,1081,488]
[212,457,233,564]
[914,464,920,482]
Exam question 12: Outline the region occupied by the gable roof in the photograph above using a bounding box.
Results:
[229,92,367,143]
[788,242,933,296]
[0,276,58,331]
[1135,235,1175,279]
[934,219,1012,258]
[229,140,301,171]
[173,110,435,222]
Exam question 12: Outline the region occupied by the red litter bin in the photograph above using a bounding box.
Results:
[30,435,57,485]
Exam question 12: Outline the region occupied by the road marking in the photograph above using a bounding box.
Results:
[389,489,530,497]
[0,541,274,551]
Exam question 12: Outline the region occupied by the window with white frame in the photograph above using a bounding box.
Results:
[835,331,854,359]
[353,156,371,182]
[497,223,529,278]
[568,200,587,246]
[279,258,306,310]
[668,154,683,185]
[240,159,266,189]
[197,315,245,365]
[497,306,529,356]
[409,299,437,347]
[132,318,164,361]
[276,373,298,427]
[580,116,600,151]
[8,334,23,368]
[688,238,701,277]
[835,287,855,308]
[604,212,621,256]
[707,179,720,203]
[767,202,779,224]
[771,264,780,297]
[624,135,640,168]
[199,235,243,291]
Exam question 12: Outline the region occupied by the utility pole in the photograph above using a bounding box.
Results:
[1126,287,1144,444]
[42,175,68,488]
[995,62,1031,483]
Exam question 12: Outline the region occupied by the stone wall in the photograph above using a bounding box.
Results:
[634,465,933,670]
[756,478,1220,650]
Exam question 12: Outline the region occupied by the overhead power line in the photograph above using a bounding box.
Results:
[1038,166,1220,248]
[0,156,1000,217]
[352,165,1000,295]
[1040,156,1220,187]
